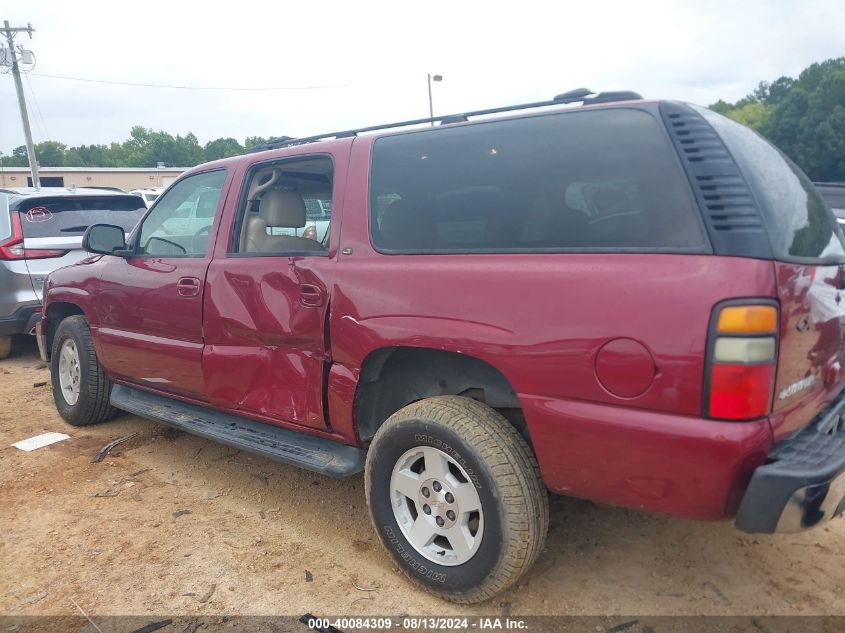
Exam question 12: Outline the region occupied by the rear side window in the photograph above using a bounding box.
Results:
[15,196,146,238]
[369,108,707,253]
[693,105,845,263]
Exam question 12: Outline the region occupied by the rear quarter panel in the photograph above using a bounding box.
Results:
[329,253,778,417]
[24,241,89,301]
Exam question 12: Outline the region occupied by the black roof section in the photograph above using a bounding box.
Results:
[251,89,643,153]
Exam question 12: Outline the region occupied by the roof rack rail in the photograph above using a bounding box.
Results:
[251,88,643,153]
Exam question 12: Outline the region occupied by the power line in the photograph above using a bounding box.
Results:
[28,71,349,91]
[18,50,50,140]
[24,72,51,141]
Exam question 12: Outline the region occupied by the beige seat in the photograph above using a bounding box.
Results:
[244,189,324,253]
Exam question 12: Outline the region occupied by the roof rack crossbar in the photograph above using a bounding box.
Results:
[252,88,642,152]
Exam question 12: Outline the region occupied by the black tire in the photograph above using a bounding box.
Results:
[0,335,10,360]
[51,315,116,426]
[365,395,549,603]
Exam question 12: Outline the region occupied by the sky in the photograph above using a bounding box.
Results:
[1,0,844,156]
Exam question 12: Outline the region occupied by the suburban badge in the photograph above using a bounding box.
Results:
[778,375,816,400]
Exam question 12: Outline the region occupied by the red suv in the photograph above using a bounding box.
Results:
[37,90,845,603]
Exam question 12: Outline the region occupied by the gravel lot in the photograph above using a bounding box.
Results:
[2,335,845,622]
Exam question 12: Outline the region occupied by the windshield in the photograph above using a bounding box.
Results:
[15,195,147,238]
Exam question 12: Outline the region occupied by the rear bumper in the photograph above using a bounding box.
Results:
[521,394,773,521]
[736,396,845,533]
[0,303,42,336]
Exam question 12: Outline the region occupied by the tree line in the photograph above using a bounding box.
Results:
[711,57,845,182]
[2,57,844,182]
[0,128,270,169]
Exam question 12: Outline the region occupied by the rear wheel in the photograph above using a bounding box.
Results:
[51,316,116,426]
[0,335,11,360]
[365,396,548,603]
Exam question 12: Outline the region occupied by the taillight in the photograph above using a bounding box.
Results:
[0,214,66,260]
[0,214,24,260]
[706,302,778,420]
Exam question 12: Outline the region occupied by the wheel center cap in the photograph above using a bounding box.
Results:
[418,477,458,528]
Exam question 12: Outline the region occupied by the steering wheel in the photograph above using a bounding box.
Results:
[191,225,211,255]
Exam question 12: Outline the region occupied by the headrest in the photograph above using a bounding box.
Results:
[259,190,305,227]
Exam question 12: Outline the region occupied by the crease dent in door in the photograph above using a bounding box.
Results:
[202,261,330,429]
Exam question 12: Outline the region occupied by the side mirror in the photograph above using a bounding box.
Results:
[83,224,127,256]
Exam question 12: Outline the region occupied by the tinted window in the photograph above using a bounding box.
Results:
[15,196,146,238]
[369,108,707,253]
[694,105,845,263]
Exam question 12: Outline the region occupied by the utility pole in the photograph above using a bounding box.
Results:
[2,20,39,188]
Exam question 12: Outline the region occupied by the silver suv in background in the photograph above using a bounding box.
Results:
[0,188,146,359]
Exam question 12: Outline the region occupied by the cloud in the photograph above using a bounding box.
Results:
[2,0,844,153]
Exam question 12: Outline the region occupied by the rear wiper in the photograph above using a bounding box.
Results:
[59,226,90,233]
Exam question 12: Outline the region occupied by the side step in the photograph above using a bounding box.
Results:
[110,385,365,477]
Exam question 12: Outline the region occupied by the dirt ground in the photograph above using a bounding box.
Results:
[2,335,845,621]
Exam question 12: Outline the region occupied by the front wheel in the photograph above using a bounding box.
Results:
[365,396,549,603]
[51,315,116,426]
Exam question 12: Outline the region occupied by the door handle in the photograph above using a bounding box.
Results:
[176,276,201,297]
[299,284,324,307]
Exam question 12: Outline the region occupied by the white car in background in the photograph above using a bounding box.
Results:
[129,188,164,208]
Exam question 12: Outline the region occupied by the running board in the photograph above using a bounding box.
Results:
[110,385,365,477]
